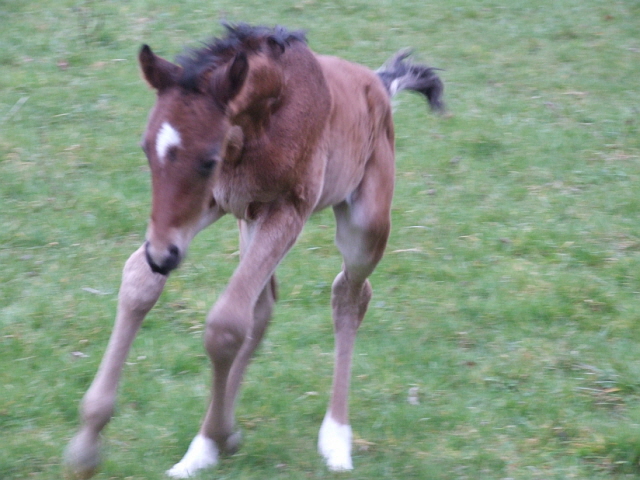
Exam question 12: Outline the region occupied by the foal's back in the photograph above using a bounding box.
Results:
[312,54,396,212]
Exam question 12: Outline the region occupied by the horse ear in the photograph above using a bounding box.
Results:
[210,52,249,106]
[223,53,284,127]
[139,45,181,91]
[220,52,249,104]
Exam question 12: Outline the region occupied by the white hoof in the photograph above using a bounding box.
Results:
[166,434,219,478]
[318,413,353,471]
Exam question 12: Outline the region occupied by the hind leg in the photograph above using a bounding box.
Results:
[319,144,394,471]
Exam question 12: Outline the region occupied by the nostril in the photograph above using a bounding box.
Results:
[164,244,182,272]
[168,244,180,258]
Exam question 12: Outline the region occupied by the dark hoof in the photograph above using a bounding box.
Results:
[220,431,242,455]
[63,431,101,479]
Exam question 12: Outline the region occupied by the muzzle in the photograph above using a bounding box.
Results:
[145,241,182,276]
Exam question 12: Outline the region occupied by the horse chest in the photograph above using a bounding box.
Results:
[212,167,281,219]
[212,178,252,219]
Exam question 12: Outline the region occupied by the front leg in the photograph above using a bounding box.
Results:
[167,204,305,478]
[65,245,166,479]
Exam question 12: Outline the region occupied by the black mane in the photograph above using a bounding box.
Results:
[176,23,307,91]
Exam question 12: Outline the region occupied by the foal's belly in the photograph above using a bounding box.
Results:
[314,150,367,211]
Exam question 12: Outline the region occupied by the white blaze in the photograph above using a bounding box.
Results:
[156,121,181,163]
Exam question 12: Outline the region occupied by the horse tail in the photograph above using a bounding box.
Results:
[376,49,444,112]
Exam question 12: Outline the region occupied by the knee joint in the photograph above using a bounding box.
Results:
[119,248,166,313]
[205,303,251,365]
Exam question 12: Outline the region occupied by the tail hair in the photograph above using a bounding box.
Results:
[377,49,444,112]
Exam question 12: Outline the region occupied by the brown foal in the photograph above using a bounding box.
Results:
[64,23,443,479]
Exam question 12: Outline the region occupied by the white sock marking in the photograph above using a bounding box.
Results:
[156,121,181,164]
[166,434,219,479]
[318,412,353,471]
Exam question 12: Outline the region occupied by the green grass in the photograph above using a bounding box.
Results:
[2,0,640,478]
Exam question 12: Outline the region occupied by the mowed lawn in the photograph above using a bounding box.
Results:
[2,0,640,478]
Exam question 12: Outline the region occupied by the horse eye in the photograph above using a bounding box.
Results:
[197,157,217,177]
[167,147,178,163]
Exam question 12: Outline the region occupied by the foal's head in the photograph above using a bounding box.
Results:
[139,44,249,275]
[138,25,304,275]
